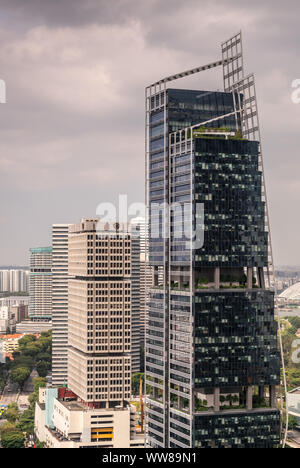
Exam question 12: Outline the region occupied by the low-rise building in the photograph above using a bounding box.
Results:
[0,333,24,353]
[35,387,144,448]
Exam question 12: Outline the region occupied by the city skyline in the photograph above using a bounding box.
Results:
[0,0,300,266]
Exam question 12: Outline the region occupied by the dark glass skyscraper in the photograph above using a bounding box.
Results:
[145,34,281,448]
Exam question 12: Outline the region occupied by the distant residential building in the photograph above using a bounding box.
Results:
[0,269,29,293]
[0,306,16,333]
[29,247,52,321]
[0,319,8,334]
[51,224,71,387]
[0,296,29,308]
[16,321,52,334]
[0,296,29,333]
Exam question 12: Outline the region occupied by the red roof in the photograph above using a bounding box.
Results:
[0,333,24,340]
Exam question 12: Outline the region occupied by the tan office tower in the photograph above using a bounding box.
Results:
[34,219,144,447]
[67,219,132,408]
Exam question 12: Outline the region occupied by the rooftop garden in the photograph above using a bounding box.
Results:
[186,127,247,141]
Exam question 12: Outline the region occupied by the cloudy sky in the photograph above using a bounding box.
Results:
[0,0,299,266]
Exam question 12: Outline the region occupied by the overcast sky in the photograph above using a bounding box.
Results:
[0,0,299,266]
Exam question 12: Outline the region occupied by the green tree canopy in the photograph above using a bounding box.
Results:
[17,407,35,435]
[18,335,37,350]
[11,366,31,390]
[36,361,50,378]
[33,377,47,393]
[5,402,19,424]
[1,429,24,449]
[132,373,144,396]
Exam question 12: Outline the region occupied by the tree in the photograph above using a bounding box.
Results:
[35,440,45,448]
[23,343,41,357]
[5,402,19,424]
[17,407,35,435]
[226,394,234,407]
[132,373,144,396]
[1,429,24,448]
[11,366,31,390]
[0,421,15,435]
[13,355,34,370]
[36,361,49,378]
[36,352,51,363]
[220,395,226,405]
[232,395,239,405]
[288,415,298,430]
[28,391,39,408]
[33,377,47,393]
[18,335,36,351]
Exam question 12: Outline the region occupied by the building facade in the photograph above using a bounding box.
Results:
[145,34,281,448]
[34,219,144,448]
[131,217,153,365]
[29,247,52,321]
[0,269,29,293]
[35,387,143,448]
[51,224,70,387]
[0,296,29,333]
[67,219,132,405]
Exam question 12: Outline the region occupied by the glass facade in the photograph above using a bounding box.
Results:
[193,410,280,449]
[146,88,280,448]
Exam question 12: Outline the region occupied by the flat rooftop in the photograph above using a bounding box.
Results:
[57,399,129,413]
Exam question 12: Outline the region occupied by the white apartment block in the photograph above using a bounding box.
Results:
[0,269,29,293]
[29,247,52,321]
[51,224,70,387]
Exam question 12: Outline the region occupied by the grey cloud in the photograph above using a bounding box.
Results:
[0,0,299,265]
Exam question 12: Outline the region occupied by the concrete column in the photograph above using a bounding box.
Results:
[246,386,253,410]
[259,386,265,399]
[214,387,220,412]
[258,267,265,289]
[247,267,253,289]
[214,267,220,290]
[154,268,158,286]
[270,386,276,408]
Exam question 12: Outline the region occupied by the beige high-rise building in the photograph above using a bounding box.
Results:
[34,219,144,448]
[67,219,132,408]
